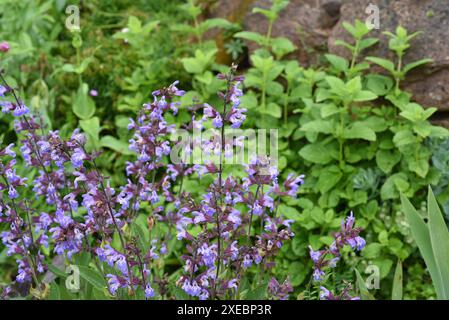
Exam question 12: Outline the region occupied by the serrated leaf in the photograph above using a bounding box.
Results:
[300,119,334,134]
[343,122,376,141]
[376,149,401,174]
[100,136,134,155]
[316,165,342,193]
[299,143,334,164]
[325,54,349,73]
[353,90,378,102]
[393,130,416,147]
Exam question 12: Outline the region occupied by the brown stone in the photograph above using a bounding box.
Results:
[243,0,342,66]
[329,0,449,111]
[208,0,449,113]
[204,0,258,64]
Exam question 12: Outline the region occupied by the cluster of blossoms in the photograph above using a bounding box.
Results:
[309,211,365,300]
[171,65,304,300]
[0,62,364,300]
[0,74,171,298]
[0,143,46,287]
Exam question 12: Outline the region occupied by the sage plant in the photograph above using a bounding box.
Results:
[309,212,365,300]
[173,65,303,300]
[0,65,364,300]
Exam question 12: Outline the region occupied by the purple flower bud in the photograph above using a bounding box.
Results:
[0,85,8,97]
[145,284,155,298]
[0,41,9,52]
[212,115,223,128]
[12,104,29,117]
[8,185,18,199]
[70,148,86,168]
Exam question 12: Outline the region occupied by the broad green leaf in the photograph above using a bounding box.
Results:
[261,102,282,118]
[429,126,449,138]
[362,243,382,259]
[170,285,191,300]
[346,76,362,94]
[80,117,101,150]
[271,37,296,58]
[376,149,401,174]
[234,31,266,46]
[299,143,334,164]
[353,90,378,102]
[300,119,334,134]
[288,262,307,286]
[413,121,432,138]
[73,83,96,120]
[325,54,349,73]
[343,122,376,141]
[246,281,268,300]
[408,154,429,178]
[325,76,346,95]
[48,282,61,300]
[279,204,300,220]
[366,74,394,96]
[128,16,142,33]
[200,18,233,31]
[358,38,379,51]
[393,130,416,147]
[334,39,354,51]
[366,57,396,74]
[362,116,389,132]
[316,165,342,193]
[78,265,107,290]
[100,136,134,155]
[320,103,340,118]
[381,174,409,200]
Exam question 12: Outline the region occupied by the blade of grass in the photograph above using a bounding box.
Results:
[427,187,449,299]
[355,269,375,300]
[391,259,403,300]
[400,193,445,299]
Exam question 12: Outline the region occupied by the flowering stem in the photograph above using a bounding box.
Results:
[0,176,41,289]
[213,67,235,297]
[248,184,261,238]
[134,248,149,300]
[90,158,134,294]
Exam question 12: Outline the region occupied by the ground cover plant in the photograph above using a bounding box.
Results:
[1,0,449,301]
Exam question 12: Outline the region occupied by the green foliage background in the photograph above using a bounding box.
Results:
[1,0,448,300]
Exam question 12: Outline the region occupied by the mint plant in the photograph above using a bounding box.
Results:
[366,26,432,95]
[286,21,449,297]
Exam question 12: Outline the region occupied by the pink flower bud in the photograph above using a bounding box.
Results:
[0,41,10,52]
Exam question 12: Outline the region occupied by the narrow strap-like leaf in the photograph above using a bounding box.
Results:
[400,193,445,299]
[427,187,449,299]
